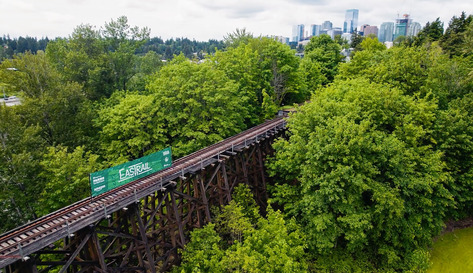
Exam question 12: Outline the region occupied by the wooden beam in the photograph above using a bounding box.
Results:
[171,192,186,248]
[134,205,157,273]
[58,232,92,273]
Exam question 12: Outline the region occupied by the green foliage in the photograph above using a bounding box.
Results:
[96,92,167,164]
[46,25,114,99]
[359,37,386,52]
[350,31,365,52]
[37,146,101,215]
[215,200,255,244]
[146,55,249,157]
[440,12,473,57]
[223,207,307,273]
[434,93,473,218]
[176,189,308,273]
[269,78,453,271]
[128,51,164,91]
[414,18,444,46]
[46,16,150,99]
[0,105,45,232]
[338,45,430,95]
[214,37,307,124]
[1,51,96,147]
[303,34,344,85]
[310,249,378,273]
[224,28,254,48]
[175,223,225,273]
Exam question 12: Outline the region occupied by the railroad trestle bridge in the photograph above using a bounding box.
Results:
[0,116,287,273]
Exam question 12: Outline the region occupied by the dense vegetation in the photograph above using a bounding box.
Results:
[1,12,473,272]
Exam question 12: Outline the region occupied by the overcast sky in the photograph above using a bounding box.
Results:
[1,0,472,41]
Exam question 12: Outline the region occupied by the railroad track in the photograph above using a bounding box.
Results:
[0,116,287,268]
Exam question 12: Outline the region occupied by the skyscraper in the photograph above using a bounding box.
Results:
[379,22,394,42]
[343,9,359,33]
[362,25,379,37]
[407,22,422,37]
[322,21,333,31]
[394,14,412,40]
[292,24,305,42]
[310,24,321,37]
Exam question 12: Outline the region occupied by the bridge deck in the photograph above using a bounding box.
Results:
[0,116,287,269]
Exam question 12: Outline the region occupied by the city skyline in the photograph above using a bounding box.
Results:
[1,0,472,41]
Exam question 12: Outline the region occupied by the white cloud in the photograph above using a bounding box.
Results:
[0,0,472,40]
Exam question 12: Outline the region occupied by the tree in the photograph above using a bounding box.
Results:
[175,185,308,273]
[223,28,253,48]
[175,223,225,273]
[0,105,45,232]
[146,55,249,157]
[434,93,473,218]
[269,78,452,271]
[0,51,96,147]
[349,31,364,52]
[102,16,151,91]
[414,18,444,46]
[127,50,164,91]
[440,12,473,57]
[303,34,344,85]
[96,92,167,164]
[46,24,114,99]
[37,146,101,215]
[214,37,306,124]
[338,45,430,96]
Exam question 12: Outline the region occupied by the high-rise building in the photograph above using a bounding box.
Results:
[394,14,412,40]
[272,36,290,44]
[292,24,305,42]
[310,24,321,37]
[379,22,394,42]
[328,27,343,39]
[322,21,333,31]
[407,22,422,37]
[343,9,359,33]
[362,25,379,37]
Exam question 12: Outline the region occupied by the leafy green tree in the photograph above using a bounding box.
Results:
[298,56,324,93]
[46,24,114,99]
[269,78,452,271]
[214,37,306,124]
[215,200,255,245]
[146,55,249,157]
[303,34,344,85]
[434,93,473,218]
[349,31,365,52]
[102,16,151,91]
[0,51,96,147]
[0,105,45,232]
[222,207,307,273]
[338,45,429,96]
[440,12,473,57]
[37,146,101,215]
[176,185,308,273]
[421,44,473,109]
[175,223,225,273]
[414,18,444,46]
[224,28,253,48]
[96,92,167,164]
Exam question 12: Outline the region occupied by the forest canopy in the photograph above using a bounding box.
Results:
[2,13,473,272]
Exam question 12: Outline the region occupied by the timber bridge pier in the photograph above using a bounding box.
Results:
[0,116,287,273]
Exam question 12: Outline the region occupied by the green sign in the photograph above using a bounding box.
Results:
[90,147,172,196]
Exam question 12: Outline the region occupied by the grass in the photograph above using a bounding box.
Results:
[428,227,473,273]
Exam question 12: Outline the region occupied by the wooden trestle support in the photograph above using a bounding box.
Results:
[4,131,281,273]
